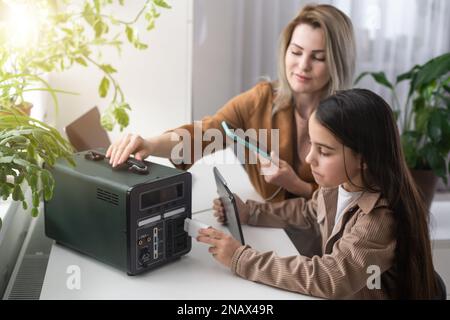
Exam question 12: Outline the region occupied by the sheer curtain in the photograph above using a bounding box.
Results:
[232,0,450,100]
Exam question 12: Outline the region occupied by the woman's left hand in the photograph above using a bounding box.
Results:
[259,151,301,193]
[197,228,242,267]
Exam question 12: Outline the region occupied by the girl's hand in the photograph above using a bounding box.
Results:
[258,151,307,196]
[212,194,250,225]
[197,228,242,267]
[106,134,152,167]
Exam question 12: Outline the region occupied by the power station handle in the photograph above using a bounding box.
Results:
[125,157,149,175]
[84,150,149,175]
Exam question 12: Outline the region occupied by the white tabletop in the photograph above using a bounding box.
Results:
[40,210,314,300]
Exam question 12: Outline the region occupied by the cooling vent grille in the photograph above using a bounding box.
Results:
[96,188,119,205]
[7,254,49,300]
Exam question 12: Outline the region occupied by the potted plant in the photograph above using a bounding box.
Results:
[355,53,450,208]
[0,0,171,228]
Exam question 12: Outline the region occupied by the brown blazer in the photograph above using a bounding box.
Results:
[230,187,398,299]
[168,81,317,202]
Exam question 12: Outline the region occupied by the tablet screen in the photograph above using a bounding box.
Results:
[221,121,271,160]
[213,167,245,245]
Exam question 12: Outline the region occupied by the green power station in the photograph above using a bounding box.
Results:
[44,149,192,275]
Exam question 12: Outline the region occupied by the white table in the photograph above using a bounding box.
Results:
[39,210,313,300]
[40,149,314,300]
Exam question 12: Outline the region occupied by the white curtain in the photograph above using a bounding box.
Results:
[231,0,450,100]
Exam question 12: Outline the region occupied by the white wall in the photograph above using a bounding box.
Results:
[46,0,193,143]
[192,0,241,121]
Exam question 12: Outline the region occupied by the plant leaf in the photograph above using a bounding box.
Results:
[413,53,450,91]
[99,76,110,98]
[424,144,447,178]
[153,0,172,9]
[401,132,419,168]
[0,156,14,164]
[94,20,109,38]
[94,0,101,13]
[354,72,370,85]
[75,57,88,67]
[113,105,130,131]
[413,96,425,112]
[354,71,394,89]
[125,26,134,43]
[134,41,148,50]
[12,184,23,201]
[82,2,96,26]
[32,191,40,208]
[396,65,420,84]
[428,110,442,143]
[31,207,39,217]
[101,113,114,131]
[414,108,430,134]
[100,64,117,74]
[41,169,55,201]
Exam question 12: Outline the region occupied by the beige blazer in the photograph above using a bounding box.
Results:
[230,187,398,299]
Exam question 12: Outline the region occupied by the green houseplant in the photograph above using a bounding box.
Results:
[355,52,450,206]
[0,0,170,227]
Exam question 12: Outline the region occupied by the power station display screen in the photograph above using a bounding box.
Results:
[140,183,183,210]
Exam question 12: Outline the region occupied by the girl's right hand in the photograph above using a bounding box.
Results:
[106,134,152,167]
[212,194,250,225]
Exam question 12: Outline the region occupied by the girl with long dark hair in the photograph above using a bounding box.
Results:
[198,89,438,299]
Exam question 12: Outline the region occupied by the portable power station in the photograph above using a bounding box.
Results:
[44,149,192,275]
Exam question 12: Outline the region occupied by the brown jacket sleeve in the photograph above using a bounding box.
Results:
[245,189,319,229]
[230,207,396,299]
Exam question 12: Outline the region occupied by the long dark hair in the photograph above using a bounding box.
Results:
[315,88,437,299]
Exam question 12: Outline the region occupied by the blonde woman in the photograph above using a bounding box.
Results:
[107,4,356,202]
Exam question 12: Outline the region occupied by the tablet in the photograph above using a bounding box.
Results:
[213,167,245,245]
[221,121,272,161]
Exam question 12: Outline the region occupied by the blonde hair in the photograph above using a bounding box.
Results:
[273,4,356,113]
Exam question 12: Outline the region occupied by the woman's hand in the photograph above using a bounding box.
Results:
[212,194,250,225]
[106,134,152,167]
[197,227,242,268]
[259,151,312,197]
